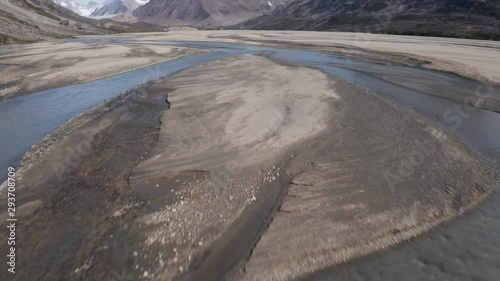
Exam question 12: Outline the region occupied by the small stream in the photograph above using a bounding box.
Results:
[0,39,499,280]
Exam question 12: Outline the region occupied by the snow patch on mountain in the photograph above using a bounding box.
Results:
[52,0,148,17]
[52,0,104,17]
[90,0,149,18]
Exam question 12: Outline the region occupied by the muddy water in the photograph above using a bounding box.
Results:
[0,39,499,280]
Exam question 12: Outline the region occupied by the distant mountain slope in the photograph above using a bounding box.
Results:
[87,0,99,9]
[238,0,500,40]
[90,0,146,18]
[0,0,162,44]
[133,0,291,27]
[52,0,102,16]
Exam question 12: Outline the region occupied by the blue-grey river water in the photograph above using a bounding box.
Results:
[0,47,246,178]
[0,39,499,281]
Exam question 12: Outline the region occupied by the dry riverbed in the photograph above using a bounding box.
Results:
[0,53,496,281]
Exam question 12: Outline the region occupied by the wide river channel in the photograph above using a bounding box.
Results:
[0,39,499,280]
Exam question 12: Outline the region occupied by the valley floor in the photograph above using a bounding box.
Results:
[115,30,500,85]
[0,32,498,281]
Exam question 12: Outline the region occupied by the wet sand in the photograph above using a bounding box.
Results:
[1,53,495,281]
[0,40,203,100]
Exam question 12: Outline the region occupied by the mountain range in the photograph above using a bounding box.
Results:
[133,0,291,27]
[90,0,148,18]
[0,0,161,44]
[51,0,100,16]
[2,0,500,44]
[238,0,500,39]
[45,0,500,40]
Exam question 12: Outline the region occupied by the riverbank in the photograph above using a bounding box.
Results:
[0,78,170,280]
[0,40,203,100]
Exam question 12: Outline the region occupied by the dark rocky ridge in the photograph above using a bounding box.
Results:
[133,0,291,27]
[0,0,162,44]
[238,0,500,40]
